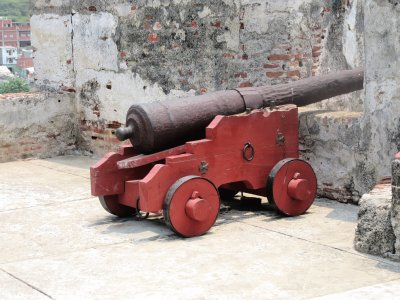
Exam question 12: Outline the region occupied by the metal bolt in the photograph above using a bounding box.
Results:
[199,161,209,174]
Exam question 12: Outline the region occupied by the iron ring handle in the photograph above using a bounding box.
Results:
[243,142,255,161]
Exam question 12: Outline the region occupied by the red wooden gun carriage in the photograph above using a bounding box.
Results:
[90,68,363,237]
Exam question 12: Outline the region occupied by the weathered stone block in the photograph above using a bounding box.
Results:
[299,108,364,202]
[391,207,400,261]
[392,159,400,188]
[393,186,400,205]
[391,158,400,260]
[72,13,119,72]
[354,184,396,258]
[31,0,72,15]
[31,14,74,88]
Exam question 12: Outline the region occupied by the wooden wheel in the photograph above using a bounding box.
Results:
[266,158,317,216]
[99,195,136,217]
[164,176,220,237]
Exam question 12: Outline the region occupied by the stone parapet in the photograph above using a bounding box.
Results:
[0,92,78,162]
[299,108,364,203]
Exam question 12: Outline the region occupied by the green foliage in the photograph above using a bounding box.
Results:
[0,0,30,23]
[0,77,30,94]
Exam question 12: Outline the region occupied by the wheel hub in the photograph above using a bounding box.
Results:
[185,192,211,222]
[288,176,311,202]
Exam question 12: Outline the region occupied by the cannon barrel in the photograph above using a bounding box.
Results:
[117,68,364,153]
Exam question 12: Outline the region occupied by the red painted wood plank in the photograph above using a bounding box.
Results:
[117,145,187,169]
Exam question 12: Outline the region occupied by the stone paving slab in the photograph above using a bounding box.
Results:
[27,156,98,179]
[1,155,400,299]
[234,198,360,253]
[0,198,170,264]
[0,270,48,300]
[314,279,400,299]
[2,221,399,300]
[0,157,96,212]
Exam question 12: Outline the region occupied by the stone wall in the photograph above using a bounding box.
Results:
[30,0,364,151]
[298,0,400,203]
[354,0,400,257]
[361,0,400,193]
[309,0,364,112]
[0,92,77,163]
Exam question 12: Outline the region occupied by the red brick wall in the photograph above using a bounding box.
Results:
[79,118,124,156]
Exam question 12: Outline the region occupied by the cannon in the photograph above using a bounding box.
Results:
[91,68,364,237]
[116,68,363,153]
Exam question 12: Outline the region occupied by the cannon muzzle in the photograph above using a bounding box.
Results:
[116,125,134,142]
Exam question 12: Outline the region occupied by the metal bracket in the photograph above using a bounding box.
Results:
[276,132,285,145]
[199,161,209,174]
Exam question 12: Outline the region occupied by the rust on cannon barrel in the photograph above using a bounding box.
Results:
[116,68,364,153]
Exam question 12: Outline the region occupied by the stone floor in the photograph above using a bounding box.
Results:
[1,156,400,299]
